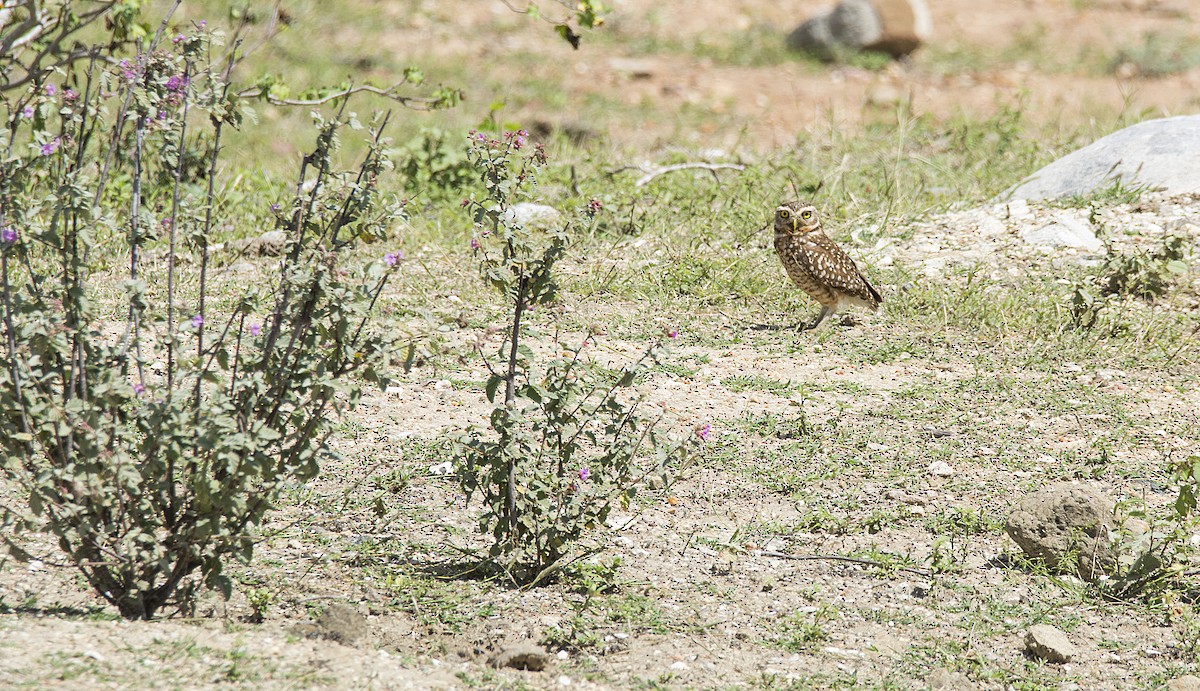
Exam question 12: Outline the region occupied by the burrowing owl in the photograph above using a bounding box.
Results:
[773,200,883,330]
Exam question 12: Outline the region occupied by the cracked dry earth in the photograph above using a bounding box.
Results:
[1,195,1199,689]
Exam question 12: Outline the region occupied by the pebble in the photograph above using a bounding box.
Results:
[1024,624,1077,663]
[927,461,955,477]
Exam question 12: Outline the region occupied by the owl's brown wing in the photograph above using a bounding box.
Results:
[797,234,883,306]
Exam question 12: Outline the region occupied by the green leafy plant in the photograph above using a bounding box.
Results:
[0,17,403,619]
[452,130,698,584]
[1071,233,1188,330]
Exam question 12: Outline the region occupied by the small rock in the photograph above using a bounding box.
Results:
[489,644,549,671]
[1024,624,1076,663]
[1005,484,1116,581]
[244,230,288,256]
[1167,675,1200,691]
[927,460,955,477]
[927,667,976,691]
[315,604,369,645]
[607,57,659,79]
[502,203,562,230]
[1019,214,1103,252]
[866,84,903,108]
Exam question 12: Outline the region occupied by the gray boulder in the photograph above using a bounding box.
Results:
[1005,484,1115,581]
[787,0,932,59]
[1003,115,1200,201]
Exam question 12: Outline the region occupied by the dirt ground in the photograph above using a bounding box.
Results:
[2,1,1200,689]
[377,0,1200,150]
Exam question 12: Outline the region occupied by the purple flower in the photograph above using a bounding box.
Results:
[190,314,203,328]
[123,70,136,81]
[63,88,78,102]
[173,33,186,45]
[579,466,590,482]
[40,137,60,156]
[587,199,602,214]
[269,202,280,213]
[44,84,56,96]
[198,20,207,28]
[696,423,711,441]
[249,322,262,337]
[165,75,186,93]
[384,251,401,267]
[668,328,678,340]
[1,228,15,244]
[133,383,145,395]
[470,237,479,250]
[21,105,33,118]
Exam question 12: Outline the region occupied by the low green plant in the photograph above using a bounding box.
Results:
[776,603,837,652]
[246,587,274,623]
[452,129,699,584]
[1071,233,1188,330]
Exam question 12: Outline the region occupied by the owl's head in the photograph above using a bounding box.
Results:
[774,201,821,236]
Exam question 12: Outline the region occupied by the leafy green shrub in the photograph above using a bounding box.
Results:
[452,130,698,584]
[397,127,475,200]
[0,18,402,619]
[1071,233,1188,330]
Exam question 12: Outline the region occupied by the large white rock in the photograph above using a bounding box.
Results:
[1003,115,1200,201]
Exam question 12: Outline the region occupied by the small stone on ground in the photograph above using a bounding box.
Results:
[488,643,550,671]
[1024,624,1077,663]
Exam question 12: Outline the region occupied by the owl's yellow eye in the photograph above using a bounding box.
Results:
[801,210,814,221]
[779,208,791,220]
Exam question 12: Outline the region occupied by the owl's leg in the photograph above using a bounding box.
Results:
[803,306,831,331]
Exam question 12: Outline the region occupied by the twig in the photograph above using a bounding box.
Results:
[757,549,931,578]
[234,82,449,109]
[634,162,745,188]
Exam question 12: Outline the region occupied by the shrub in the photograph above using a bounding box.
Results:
[452,130,699,584]
[0,17,403,619]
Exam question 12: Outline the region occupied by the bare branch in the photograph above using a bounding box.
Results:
[757,549,932,578]
[235,81,452,109]
[633,162,746,187]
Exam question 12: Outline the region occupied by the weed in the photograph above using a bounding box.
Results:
[1072,233,1188,330]
[452,130,700,583]
[775,603,837,652]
